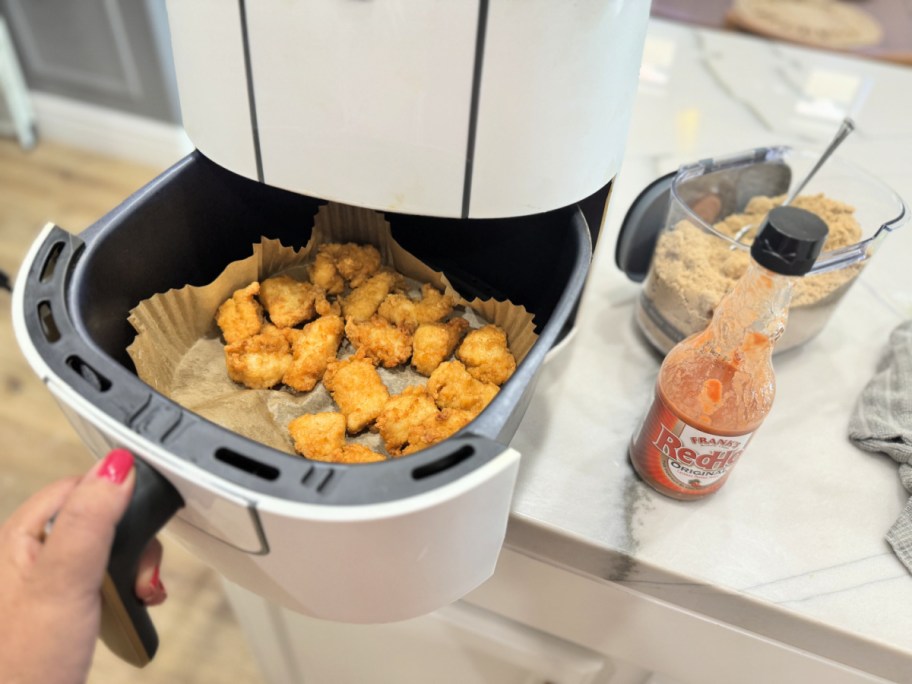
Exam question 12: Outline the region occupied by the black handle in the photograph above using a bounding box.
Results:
[100,457,184,667]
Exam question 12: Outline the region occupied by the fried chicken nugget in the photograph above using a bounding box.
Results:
[378,284,457,332]
[401,409,474,455]
[344,315,413,368]
[323,352,390,434]
[289,412,346,460]
[315,293,341,317]
[225,330,292,389]
[216,282,263,344]
[328,243,382,288]
[288,413,386,463]
[282,315,345,392]
[309,250,345,295]
[456,324,516,386]
[427,360,498,416]
[374,385,440,455]
[309,243,383,294]
[335,444,386,464]
[411,318,469,376]
[259,275,325,328]
[341,270,405,322]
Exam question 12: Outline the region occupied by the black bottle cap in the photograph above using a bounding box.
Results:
[750,206,829,276]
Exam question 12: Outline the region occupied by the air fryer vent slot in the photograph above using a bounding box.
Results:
[317,470,334,493]
[39,241,64,283]
[215,448,280,481]
[301,464,336,494]
[66,355,111,392]
[412,446,474,480]
[38,301,61,342]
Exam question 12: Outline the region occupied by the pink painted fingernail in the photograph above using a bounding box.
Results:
[150,564,162,590]
[148,566,167,606]
[97,449,134,485]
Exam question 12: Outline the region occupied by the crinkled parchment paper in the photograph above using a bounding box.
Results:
[127,203,538,456]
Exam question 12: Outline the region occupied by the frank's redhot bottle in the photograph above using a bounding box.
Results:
[629,206,828,500]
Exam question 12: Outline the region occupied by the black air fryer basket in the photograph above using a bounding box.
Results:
[19,151,593,506]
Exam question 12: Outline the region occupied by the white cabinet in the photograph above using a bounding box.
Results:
[222,548,885,684]
[223,581,613,684]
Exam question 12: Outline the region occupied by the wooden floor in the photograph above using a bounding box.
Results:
[0,139,264,683]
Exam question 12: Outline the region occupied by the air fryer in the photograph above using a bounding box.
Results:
[13,151,593,664]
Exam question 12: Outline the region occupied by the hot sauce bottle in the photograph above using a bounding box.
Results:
[629,206,829,500]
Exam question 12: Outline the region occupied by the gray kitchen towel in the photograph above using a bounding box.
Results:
[848,319,912,573]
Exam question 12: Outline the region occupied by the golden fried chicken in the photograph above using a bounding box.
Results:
[259,275,324,328]
[374,385,440,455]
[427,360,498,416]
[308,243,383,295]
[323,352,390,433]
[335,444,386,464]
[259,322,285,337]
[309,249,345,295]
[326,243,382,288]
[411,318,469,376]
[341,270,404,322]
[216,282,263,344]
[282,315,344,392]
[288,412,386,463]
[344,315,413,368]
[288,412,346,460]
[401,408,474,455]
[224,331,292,389]
[456,324,516,386]
[378,284,457,332]
[315,293,341,317]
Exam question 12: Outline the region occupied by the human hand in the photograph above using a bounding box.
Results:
[0,449,167,684]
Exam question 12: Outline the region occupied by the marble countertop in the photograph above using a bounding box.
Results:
[505,18,912,682]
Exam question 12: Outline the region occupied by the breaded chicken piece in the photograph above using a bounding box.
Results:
[326,243,382,288]
[308,243,383,294]
[341,270,404,322]
[259,322,285,337]
[323,353,390,433]
[315,293,341,317]
[427,360,498,416]
[216,282,263,344]
[289,412,346,460]
[288,413,386,463]
[374,385,440,455]
[344,315,413,368]
[335,444,386,464]
[411,318,469,376]
[456,324,516,386]
[225,331,292,389]
[378,284,457,332]
[259,275,324,328]
[309,250,345,295]
[401,408,474,455]
[282,315,345,392]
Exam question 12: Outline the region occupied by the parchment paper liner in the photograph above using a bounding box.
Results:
[127,203,537,457]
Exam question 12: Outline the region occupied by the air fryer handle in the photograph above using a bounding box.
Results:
[100,456,184,667]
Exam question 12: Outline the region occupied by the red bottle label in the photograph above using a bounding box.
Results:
[630,391,754,498]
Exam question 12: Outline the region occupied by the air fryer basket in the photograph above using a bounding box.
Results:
[19,151,593,507]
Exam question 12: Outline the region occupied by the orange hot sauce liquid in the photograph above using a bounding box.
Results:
[630,279,781,501]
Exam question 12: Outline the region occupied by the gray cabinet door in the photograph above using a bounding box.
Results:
[0,0,179,123]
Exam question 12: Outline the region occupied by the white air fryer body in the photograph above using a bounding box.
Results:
[12,0,649,627]
[165,0,650,218]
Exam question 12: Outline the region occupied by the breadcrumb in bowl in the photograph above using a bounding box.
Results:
[633,147,907,355]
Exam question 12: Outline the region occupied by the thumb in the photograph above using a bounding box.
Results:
[38,449,136,598]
